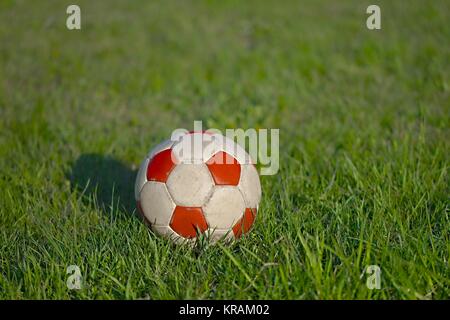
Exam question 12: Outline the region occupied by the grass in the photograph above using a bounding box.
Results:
[0,0,449,299]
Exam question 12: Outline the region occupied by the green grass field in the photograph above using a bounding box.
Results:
[0,0,449,299]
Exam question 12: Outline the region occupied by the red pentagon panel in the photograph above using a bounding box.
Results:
[206,151,241,185]
[170,206,208,238]
[146,149,176,182]
[232,208,257,238]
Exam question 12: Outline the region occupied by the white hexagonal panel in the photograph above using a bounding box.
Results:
[134,157,149,201]
[171,132,218,164]
[203,186,245,229]
[166,163,214,206]
[139,181,175,226]
[238,164,262,208]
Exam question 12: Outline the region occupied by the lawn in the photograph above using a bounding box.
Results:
[0,0,449,299]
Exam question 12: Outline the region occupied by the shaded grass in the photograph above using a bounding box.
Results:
[0,0,449,299]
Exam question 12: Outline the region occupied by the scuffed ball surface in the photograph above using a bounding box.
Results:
[135,132,261,244]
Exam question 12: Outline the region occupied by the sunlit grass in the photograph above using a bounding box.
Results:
[0,0,448,299]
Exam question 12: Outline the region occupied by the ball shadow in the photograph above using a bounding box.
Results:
[68,153,138,218]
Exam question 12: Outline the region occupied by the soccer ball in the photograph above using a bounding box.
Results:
[134,132,261,244]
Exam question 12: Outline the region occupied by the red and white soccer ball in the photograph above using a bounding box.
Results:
[135,132,261,244]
